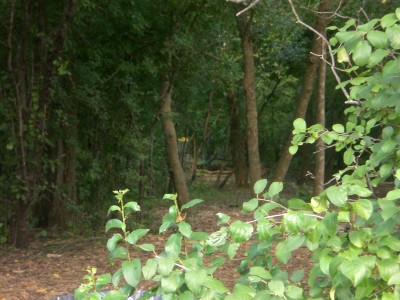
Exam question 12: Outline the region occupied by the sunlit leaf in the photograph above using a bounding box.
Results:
[122,259,141,287]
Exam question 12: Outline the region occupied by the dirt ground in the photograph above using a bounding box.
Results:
[0,179,312,300]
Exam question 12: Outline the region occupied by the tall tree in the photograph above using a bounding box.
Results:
[236,9,262,190]
[160,61,190,206]
[273,0,334,184]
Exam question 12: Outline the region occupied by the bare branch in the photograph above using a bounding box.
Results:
[236,0,261,16]
[287,0,351,101]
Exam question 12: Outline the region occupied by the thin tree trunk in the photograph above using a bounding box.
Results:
[191,91,213,182]
[227,90,248,187]
[160,77,190,206]
[236,10,261,191]
[49,139,66,227]
[273,0,332,183]
[313,39,327,195]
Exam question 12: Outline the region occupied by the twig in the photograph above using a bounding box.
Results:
[236,0,261,16]
[287,0,351,101]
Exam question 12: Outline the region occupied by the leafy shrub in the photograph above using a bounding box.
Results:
[75,9,400,300]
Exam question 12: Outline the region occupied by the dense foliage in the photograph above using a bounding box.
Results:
[74,8,400,299]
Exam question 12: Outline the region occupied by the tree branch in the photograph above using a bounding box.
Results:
[287,0,350,101]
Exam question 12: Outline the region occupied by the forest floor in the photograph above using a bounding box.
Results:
[0,173,312,300]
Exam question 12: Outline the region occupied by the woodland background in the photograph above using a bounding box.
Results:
[0,0,398,249]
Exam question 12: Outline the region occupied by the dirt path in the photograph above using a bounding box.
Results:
[0,191,311,300]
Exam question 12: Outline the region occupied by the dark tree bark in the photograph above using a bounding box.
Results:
[313,39,327,195]
[273,0,332,184]
[236,10,262,191]
[160,77,190,207]
[227,90,248,187]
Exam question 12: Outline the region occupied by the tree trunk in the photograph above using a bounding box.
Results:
[236,10,261,191]
[313,38,327,195]
[160,77,190,206]
[49,139,66,228]
[191,91,213,182]
[272,0,332,183]
[227,90,248,187]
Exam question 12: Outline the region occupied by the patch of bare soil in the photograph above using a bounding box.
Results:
[0,201,312,300]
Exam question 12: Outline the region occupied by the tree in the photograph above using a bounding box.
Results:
[236,7,262,191]
[273,0,338,185]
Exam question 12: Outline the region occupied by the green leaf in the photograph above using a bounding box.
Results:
[216,213,230,225]
[310,196,329,213]
[378,259,399,281]
[290,269,305,283]
[178,221,192,238]
[293,118,306,132]
[287,235,305,251]
[267,182,283,198]
[181,199,203,210]
[366,30,388,48]
[159,221,172,234]
[185,269,207,294]
[388,272,400,285]
[96,273,111,290]
[381,140,396,153]
[108,205,121,214]
[332,124,345,133]
[161,272,182,294]
[289,145,298,155]
[353,41,372,66]
[112,268,123,288]
[124,201,140,212]
[249,266,272,280]
[157,256,175,276]
[122,259,141,287]
[326,186,348,207]
[276,241,291,264]
[352,199,373,220]
[107,233,123,252]
[125,229,149,244]
[138,243,155,252]
[386,189,400,201]
[102,291,128,300]
[381,236,400,251]
[320,254,332,275]
[203,277,228,294]
[253,179,267,195]
[229,220,253,243]
[337,47,350,63]
[343,148,354,165]
[232,284,256,299]
[257,219,273,241]
[340,258,371,285]
[321,212,338,237]
[357,19,379,32]
[189,231,209,241]
[207,227,228,247]
[367,49,388,68]
[287,198,308,210]
[227,242,240,259]
[165,233,182,257]
[268,280,285,297]
[381,13,398,29]
[285,285,304,299]
[349,230,368,248]
[242,198,258,213]
[105,219,123,232]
